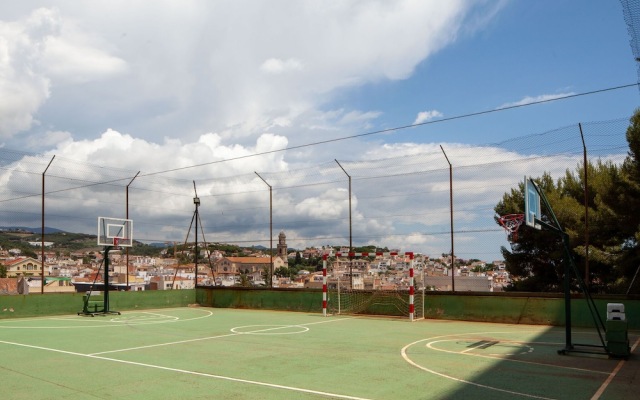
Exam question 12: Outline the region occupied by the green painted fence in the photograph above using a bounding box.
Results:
[197,287,640,329]
[1,288,638,330]
[0,290,195,319]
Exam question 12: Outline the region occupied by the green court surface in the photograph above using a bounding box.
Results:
[0,307,637,400]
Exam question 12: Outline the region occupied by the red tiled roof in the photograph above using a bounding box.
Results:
[5,257,27,266]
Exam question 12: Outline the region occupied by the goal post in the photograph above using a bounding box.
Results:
[321,251,423,321]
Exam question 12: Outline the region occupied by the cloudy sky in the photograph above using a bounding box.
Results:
[0,1,638,261]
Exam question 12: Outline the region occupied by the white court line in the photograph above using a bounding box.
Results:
[90,316,352,356]
[0,308,214,329]
[426,339,609,375]
[590,336,640,400]
[0,338,371,400]
[400,330,620,400]
[402,334,555,400]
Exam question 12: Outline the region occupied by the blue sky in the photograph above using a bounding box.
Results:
[340,1,638,147]
[0,1,638,261]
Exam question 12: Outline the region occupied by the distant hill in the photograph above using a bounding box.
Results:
[0,226,64,234]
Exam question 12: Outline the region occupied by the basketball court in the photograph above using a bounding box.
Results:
[0,307,637,399]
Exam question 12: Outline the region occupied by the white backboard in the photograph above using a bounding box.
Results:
[98,217,133,247]
[524,177,541,230]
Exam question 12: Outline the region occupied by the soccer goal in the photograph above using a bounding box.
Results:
[321,252,424,321]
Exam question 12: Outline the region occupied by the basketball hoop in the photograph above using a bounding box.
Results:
[498,214,525,242]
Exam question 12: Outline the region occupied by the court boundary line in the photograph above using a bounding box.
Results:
[401,330,626,400]
[0,308,215,329]
[0,338,371,400]
[426,338,610,375]
[590,336,640,400]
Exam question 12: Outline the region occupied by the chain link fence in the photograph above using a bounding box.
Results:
[0,117,635,294]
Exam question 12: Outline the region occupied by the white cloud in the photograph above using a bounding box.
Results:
[42,36,127,83]
[0,7,127,139]
[0,9,54,138]
[339,110,383,125]
[496,92,576,110]
[0,1,517,259]
[25,130,73,149]
[0,1,496,146]
[295,188,350,220]
[1,128,625,261]
[413,110,443,125]
[260,58,304,74]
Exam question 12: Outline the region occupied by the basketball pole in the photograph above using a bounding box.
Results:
[104,245,112,313]
[527,178,606,355]
[95,243,120,316]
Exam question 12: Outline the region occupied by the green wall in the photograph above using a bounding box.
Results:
[196,287,319,312]
[2,288,638,330]
[197,288,640,330]
[0,290,195,319]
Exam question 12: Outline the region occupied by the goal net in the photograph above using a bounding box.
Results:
[327,288,424,319]
[321,251,423,321]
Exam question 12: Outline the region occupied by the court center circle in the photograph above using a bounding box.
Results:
[230,324,309,335]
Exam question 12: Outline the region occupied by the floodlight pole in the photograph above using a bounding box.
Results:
[41,155,55,294]
[335,160,353,289]
[125,171,140,290]
[255,172,273,288]
[440,146,455,292]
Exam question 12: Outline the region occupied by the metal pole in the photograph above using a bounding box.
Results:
[579,124,589,289]
[440,146,455,291]
[126,171,140,290]
[335,160,353,289]
[41,155,55,294]
[104,246,111,313]
[255,172,273,288]
[193,181,200,288]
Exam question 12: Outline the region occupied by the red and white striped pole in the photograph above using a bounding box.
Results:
[322,254,328,317]
[408,252,415,321]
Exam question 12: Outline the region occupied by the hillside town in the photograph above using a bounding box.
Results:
[0,231,509,295]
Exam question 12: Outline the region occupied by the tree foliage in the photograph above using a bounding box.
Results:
[496,109,640,293]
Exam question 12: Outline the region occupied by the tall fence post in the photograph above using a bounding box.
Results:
[41,155,55,294]
[579,123,589,289]
[440,146,455,292]
[255,172,273,288]
[335,159,353,288]
[126,171,140,290]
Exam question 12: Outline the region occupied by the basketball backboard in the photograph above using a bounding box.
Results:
[98,217,133,247]
[524,177,541,230]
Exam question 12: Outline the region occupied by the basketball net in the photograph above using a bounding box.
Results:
[498,214,524,242]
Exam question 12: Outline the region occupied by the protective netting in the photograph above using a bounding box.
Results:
[621,0,640,89]
[0,118,637,294]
